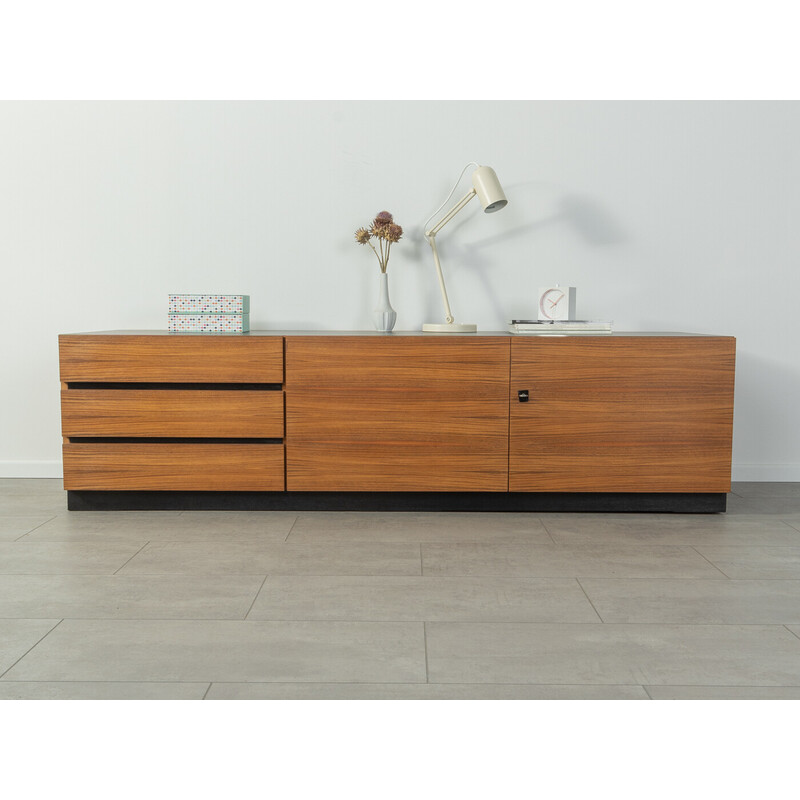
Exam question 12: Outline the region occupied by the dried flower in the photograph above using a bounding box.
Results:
[354,210,403,273]
[383,223,403,243]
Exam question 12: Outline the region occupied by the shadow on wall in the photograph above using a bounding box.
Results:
[725,350,800,475]
[416,181,628,323]
[473,186,628,249]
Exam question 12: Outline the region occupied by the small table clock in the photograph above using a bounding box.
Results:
[538,286,576,321]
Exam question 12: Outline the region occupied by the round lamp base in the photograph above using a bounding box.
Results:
[422,322,477,333]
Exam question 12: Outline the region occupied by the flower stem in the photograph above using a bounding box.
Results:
[368,240,381,268]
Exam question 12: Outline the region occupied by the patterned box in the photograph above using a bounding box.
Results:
[168,294,250,314]
[168,313,250,333]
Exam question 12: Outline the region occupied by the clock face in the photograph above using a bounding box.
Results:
[539,288,567,320]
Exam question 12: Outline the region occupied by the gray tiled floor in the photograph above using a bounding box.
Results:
[1,479,800,699]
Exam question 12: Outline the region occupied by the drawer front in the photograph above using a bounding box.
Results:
[59,335,284,383]
[63,443,285,491]
[61,389,284,438]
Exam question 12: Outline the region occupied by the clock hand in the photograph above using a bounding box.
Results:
[549,295,564,307]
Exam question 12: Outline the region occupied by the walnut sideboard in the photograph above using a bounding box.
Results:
[58,331,736,512]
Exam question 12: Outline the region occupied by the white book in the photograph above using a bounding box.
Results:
[509,319,613,333]
[508,327,613,335]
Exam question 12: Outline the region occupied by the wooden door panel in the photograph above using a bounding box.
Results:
[285,337,510,491]
[509,337,736,492]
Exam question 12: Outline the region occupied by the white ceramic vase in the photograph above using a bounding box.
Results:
[373,272,397,332]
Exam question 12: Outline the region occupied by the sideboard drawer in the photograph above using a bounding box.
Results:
[62,442,285,491]
[59,335,284,383]
[61,389,284,438]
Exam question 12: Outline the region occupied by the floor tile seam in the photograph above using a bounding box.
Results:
[14,539,296,545]
[12,516,58,541]
[0,571,276,580]
[421,679,800,687]
[574,576,800,584]
[84,571,429,577]
[285,539,558,545]
[423,622,429,683]
[784,625,800,642]
[574,578,605,623]
[12,615,800,625]
[6,617,800,628]
[424,621,800,628]
[0,678,213,683]
[162,680,800,689]
[694,544,800,551]
[282,516,300,542]
[243,574,271,620]
[0,615,617,624]
[578,617,800,626]
[0,619,63,679]
[199,680,653,687]
[112,541,152,575]
[642,682,800,689]
[538,518,558,545]
[534,539,797,548]
[0,615,305,622]
[0,616,427,624]
[238,617,610,623]
[262,575,637,583]
[0,571,167,576]
[223,618,800,625]
[688,546,734,578]
[414,571,739,579]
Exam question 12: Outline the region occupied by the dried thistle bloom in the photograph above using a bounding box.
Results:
[355,210,402,272]
[383,223,403,243]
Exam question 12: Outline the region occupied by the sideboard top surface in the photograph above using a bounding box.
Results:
[59,330,734,339]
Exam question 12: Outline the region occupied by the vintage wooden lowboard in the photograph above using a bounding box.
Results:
[58,331,736,512]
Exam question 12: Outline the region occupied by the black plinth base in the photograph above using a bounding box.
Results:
[67,491,727,513]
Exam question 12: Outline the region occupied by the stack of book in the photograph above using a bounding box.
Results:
[168,294,250,332]
[508,319,613,335]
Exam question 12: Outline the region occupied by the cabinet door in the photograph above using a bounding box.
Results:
[286,337,510,491]
[510,337,735,492]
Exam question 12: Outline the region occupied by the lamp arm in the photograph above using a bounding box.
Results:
[426,233,454,324]
[424,189,477,325]
[425,189,477,237]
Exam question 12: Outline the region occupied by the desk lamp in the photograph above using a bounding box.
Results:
[422,164,508,332]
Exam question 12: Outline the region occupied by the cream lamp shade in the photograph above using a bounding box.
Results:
[472,166,508,213]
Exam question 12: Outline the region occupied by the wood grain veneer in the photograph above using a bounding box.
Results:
[61,389,284,438]
[509,336,736,492]
[62,442,285,491]
[59,335,283,383]
[285,337,510,491]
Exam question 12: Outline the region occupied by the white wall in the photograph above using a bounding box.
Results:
[1,101,798,480]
